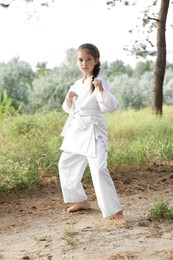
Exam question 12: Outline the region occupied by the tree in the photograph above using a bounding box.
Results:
[133,60,154,78]
[0,58,34,112]
[153,0,170,114]
[35,62,51,77]
[101,60,133,79]
[107,0,171,115]
[30,48,80,113]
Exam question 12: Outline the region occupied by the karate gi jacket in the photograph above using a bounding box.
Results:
[60,75,119,157]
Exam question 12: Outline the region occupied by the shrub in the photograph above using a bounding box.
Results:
[147,202,173,220]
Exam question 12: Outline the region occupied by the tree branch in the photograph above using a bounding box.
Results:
[148,16,160,23]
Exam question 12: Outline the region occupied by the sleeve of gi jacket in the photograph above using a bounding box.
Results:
[96,77,119,113]
[62,84,76,114]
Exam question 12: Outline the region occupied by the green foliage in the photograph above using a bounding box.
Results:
[101,60,132,79]
[30,52,80,113]
[0,106,173,192]
[109,74,151,110]
[34,61,52,78]
[10,115,38,135]
[0,89,15,122]
[163,68,173,105]
[106,106,173,170]
[132,60,154,77]
[108,63,173,110]
[0,58,34,112]
[0,161,37,191]
[0,111,66,192]
[147,202,173,220]
[29,51,173,113]
[1,51,173,114]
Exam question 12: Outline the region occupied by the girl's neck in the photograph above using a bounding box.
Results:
[82,74,93,83]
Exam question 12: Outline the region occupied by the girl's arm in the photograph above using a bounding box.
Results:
[93,77,119,113]
[62,91,77,112]
[96,89,119,112]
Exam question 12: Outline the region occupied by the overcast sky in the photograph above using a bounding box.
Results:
[0,0,172,68]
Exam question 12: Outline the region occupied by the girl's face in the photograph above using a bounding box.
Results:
[77,49,98,79]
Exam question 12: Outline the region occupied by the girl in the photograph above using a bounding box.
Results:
[58,43,125,225]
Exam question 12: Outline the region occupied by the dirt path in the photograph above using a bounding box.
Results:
[0,162,173,260]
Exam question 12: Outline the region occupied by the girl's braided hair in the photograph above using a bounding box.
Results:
[77,43,101,93]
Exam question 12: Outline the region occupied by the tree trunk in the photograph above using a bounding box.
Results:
[153,0,170,115]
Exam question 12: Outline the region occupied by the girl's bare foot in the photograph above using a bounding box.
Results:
[114,211,126,225]
[67,200,90,213]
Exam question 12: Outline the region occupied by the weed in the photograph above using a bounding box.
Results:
[147,202,173,220]
[61,228,78,246]
[32,235,52,242]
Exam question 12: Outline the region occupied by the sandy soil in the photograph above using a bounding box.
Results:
[0,162,173,260]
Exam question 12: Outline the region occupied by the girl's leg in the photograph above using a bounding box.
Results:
[87,136,125,222]
[58,151,89,207]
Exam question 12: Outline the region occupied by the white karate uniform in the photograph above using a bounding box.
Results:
[58,75,122,218]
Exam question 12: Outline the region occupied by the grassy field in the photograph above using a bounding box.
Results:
[0,106,173,192]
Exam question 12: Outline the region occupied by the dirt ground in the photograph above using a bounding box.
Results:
[0,162,173,260]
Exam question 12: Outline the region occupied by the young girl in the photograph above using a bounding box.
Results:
[58,43,125,225]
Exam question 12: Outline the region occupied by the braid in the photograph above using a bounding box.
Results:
[91,61,101,93]
[77,43,101,94]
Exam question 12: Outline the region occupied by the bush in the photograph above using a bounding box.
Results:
[147,202,173,220]
[1,106,173,192]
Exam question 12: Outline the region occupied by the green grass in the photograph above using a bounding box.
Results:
[147,202,173,220]
[106,106,173,171]
[0,106,173,192]
[0,111,67,191]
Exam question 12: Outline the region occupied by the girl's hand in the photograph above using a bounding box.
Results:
[92,79,104,92]
[66,91,77,101]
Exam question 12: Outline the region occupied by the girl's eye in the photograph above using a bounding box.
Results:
[78,58,92,62]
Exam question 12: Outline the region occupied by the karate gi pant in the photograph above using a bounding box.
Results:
[58,136,122,218]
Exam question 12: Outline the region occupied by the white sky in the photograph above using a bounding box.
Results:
[0,0,172,69]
